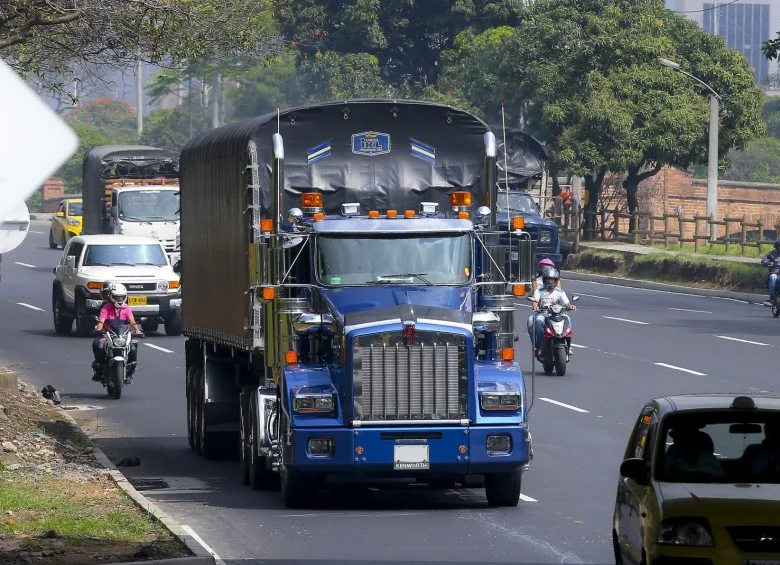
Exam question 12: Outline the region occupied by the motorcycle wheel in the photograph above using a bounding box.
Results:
[109,362,123,399]
[773,304,780,318]
[553,344,567,376]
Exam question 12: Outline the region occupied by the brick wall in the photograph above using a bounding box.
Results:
[40,178,65,213]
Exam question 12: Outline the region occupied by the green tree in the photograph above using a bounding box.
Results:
[140,95,212,151]
[54,124,118,193]
[64,98,137,141]
[298,52,388,101]
[228,55,303,119]
[722,137,780,184]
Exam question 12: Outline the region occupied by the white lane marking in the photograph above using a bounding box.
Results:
[181,525,224,564]
[519,493,538,502]
[570,343,587,349]
[654,362,707,376]
[14,262,36,268]
[16,302,44,311]
[715,335,769,346]
[669,307,712,314]
[280,512,420,518]
[603,316,648,325]
[62,405,105,411]
[575,293,610,300]
[539,397,589,413]
[144,343,174,353]
[29,230,44,234]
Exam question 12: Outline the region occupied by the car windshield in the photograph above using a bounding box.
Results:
[67,202,83,216]
[83,244,168,267]
[655,411,780,484]
[118,190,179,222]
[495,192,539,215]
[316,233,471,286]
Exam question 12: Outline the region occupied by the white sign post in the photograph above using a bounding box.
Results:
[0,60,78,221]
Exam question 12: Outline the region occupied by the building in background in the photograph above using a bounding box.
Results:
[666,0,780,88]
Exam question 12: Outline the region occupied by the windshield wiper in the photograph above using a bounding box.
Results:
[135,262,163,266]
[84,262,109,266]
[109,262,137,266]
[369,273,432,286]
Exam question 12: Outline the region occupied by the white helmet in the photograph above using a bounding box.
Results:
[108,282,128,306]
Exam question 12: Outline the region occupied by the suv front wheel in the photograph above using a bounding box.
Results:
[52,288,73,335]
[75,296,94,337]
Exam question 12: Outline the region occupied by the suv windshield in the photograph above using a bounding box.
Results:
[67,202,83,216]
[496,192,539,214]
[316,233,471,286]
[118,190,179,222]
[656,412,780,484]
[83,244,168,267]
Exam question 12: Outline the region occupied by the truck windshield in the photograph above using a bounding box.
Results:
[316,233,471,286]
[496,192,539,215]
[83,244,168,267]
[118,190,179,222]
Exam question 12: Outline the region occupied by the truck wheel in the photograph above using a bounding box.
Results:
[485,468,522,507]
[553,344,567,376]
[186,366,197,450]
[52,290,73,335]
[248,395,278,490]
[75,297,93,337]
[165,311,183,336]
[280,464,313,508]
[48,230,58,249]
[196,368,219,460]
[142,321,159,334]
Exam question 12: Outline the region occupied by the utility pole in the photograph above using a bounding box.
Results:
[713,0,719,37]
[136,59,143,139]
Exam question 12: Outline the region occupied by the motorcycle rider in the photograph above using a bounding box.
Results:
[528,267,576,358]
[760,239,780,304]
[91,282,143,382]
[531,258,562,293]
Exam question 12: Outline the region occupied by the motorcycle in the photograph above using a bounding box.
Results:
[98,326,143,399]
[527,294,580,376]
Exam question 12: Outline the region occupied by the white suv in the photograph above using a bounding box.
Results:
[52,235,182,337]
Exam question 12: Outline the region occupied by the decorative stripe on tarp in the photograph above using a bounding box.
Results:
[307,141,332,164]
[410,138,436,163]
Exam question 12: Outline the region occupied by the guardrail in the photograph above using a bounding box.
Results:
[557,208,780,254]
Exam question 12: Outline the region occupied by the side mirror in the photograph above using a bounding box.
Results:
[52,267,57,274]
[56,211,65,218]
[111,206,118,218]
[619,457,650,485]
[571,295,580,302]
[65,256,76,269]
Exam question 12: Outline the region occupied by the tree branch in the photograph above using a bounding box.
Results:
[634,162,663,183]
[0,10,83,49]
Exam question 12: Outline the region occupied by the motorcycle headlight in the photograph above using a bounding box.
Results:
[658,518,714,547]
[157,280,169,292]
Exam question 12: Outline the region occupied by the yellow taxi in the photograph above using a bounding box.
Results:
[49,198,83,248]
[614,394,780,565]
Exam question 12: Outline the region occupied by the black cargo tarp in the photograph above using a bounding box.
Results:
[81,145,179,234]
[491,126,548,189]
[179,99,491,348]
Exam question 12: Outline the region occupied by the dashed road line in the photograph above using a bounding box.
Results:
[16,302,44,312]
[519,493,538,502]
[181,525,224,564]
[603,316,648,325]
[669,307,712,314]
[654,362,706,376]
[144,343,174,353]
[14,262,35,268]
[575,293,610,300]
[539,397,589,413]
[715,335,769,346]
[570,343,587,349]
[29,230,44,234]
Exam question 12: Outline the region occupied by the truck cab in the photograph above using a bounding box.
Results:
[495,189,561,265]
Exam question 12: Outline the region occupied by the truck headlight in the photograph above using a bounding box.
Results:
[157,280,169,292]
[307,437,335,457]
[486,434,512,454]
[658,518,714,547]
[480,392,521,411]
[293,394,335,414]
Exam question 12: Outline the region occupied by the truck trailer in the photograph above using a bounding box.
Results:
[81,145,181,264]
[180,99,538,508]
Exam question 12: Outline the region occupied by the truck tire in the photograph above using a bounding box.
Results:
[52,290,73,335]
[248,395,278,491]
[75,297,93,337]
[280,464,313,508]
[165,311,183,336]
[553,343,567,376]
[485,468,522,507]
[196,367,219,460]
[186,366,197,450]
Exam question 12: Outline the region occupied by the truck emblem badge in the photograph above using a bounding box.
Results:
[352,131,390,156]
[409,138,436,163]
[403,323,415,346]
[307,140,332,165]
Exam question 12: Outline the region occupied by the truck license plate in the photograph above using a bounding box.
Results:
[393,444,429,470]
[128,296,148,306]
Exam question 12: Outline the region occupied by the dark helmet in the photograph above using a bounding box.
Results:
[774,238,780,251]
[100,280,114,302]
[541,266,560,291]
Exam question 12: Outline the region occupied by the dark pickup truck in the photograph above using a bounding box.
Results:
[495,189,562,265]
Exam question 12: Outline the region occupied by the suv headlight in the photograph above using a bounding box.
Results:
[293,394,335,414]
[480,392,521,411]
[157,280,169,292]
[658,518,714,547]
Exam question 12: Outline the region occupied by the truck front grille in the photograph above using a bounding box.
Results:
[352,331,467,421]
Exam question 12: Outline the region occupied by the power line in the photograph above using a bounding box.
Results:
[673,0,740,14]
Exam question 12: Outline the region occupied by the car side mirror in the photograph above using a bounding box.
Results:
[56,211,65,218]
[620,457,650,485]
[111,206,118,218]
[571,295,580,302]
[65,256,76,269]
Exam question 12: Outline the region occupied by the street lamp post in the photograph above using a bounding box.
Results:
[659,58,722,241]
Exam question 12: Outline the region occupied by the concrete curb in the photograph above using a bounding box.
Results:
[55,407,216,565]
[29,213,54,221]
[561,270,768,304]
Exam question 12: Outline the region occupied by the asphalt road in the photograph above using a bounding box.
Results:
[1,222,778,564]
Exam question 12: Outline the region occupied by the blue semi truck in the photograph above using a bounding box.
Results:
[180,99,537,508]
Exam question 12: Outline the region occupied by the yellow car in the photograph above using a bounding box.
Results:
[49,198,83,249]
[614,394,780,565]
